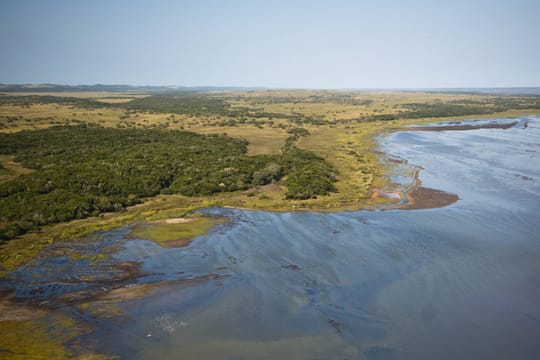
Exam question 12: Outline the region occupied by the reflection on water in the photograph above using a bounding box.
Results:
[3,117,540,359]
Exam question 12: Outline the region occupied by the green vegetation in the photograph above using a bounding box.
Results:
[0,125,336,240]
[0,315,109,359]
[123,93,230,115]
[3,91,539,128]
[130,92,540,122]
[280,146,337,199]
[287,127,310,138]
[1,89,540,245]
[373,97,540,121]
[400,102,512,119]
[121,93,325,125]
[128,217,223,247]
[0,94,109,109]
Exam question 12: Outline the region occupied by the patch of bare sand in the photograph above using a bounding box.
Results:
[161,218,197,224]
[62,273,224,307]
[95,274,223,303]
[390,187,459,210]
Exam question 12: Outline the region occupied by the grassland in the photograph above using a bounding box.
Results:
[1,89,540,273]
[0,155,33,184]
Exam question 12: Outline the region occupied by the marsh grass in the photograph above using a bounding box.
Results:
[0,314,110,359]
[127,217,224,247]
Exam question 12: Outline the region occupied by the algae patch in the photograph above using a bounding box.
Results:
[126,216,225,248]
[0,314,112,360]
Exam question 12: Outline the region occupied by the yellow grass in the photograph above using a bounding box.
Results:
[0,155,33,183]
[190,125,288,154]
[230,90,538,121]
[0,104,291,155]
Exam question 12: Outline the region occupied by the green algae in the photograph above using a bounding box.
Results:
[0,195,206,274]
[127,217,225,248]
[0,314,113,360]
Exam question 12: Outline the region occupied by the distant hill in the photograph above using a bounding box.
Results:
[0,83,264,93]
[2,84,538,95]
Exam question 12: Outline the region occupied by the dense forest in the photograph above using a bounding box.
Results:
[0,125,336,240]
[0,95,109,109]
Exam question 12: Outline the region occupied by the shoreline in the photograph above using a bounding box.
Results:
[377,160,460,211]
[0,114,534,274]
[381,116,527,209]
[395,120,519,132]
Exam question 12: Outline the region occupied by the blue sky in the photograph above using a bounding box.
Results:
[1,0,539,88]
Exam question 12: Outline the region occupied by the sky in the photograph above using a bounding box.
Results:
[0,0,539,88]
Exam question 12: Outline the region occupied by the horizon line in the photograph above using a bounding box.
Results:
[2,82,540,91]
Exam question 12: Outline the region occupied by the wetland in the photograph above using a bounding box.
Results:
[1,90,540,359]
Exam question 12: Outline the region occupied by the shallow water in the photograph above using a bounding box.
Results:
[3,116,540,359]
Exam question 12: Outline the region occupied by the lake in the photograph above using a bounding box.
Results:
[2,116,540,359]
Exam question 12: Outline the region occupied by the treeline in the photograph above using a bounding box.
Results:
[4,92,538,126]
[280,146,336,200]
[122,94,230,115]
[242,93,374,106]
[0,93,326,125]
[401,103,493,118]
[0,125,336,240]
[0,83,256,93]
[123,94,327,125]
[0,95,109,109]
[367,96,540,121]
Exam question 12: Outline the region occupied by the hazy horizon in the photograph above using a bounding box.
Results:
[3,83,540,92]
[1,0,539,88]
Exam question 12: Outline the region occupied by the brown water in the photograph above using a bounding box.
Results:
[2,116,539,359]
